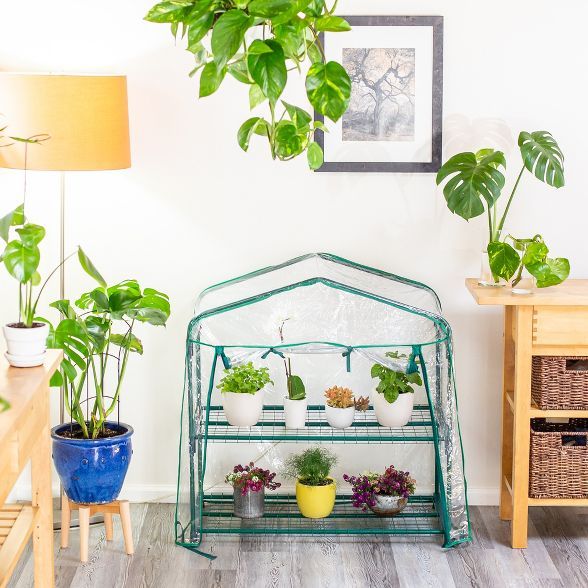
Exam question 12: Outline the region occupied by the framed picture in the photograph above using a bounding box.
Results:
[316,16,443,173]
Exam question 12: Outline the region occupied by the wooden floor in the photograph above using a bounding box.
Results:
[7,503,588,587]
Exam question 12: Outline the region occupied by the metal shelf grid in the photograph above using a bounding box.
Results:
[201,494,442,536]
[205,404,434,443]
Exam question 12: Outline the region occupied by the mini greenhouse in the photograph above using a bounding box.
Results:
[176,253,471,554]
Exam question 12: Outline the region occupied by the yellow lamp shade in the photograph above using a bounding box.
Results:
[0,73,130,171]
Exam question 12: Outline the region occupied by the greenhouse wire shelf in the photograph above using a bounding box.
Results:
[200,494,442,536]
[204,404,435,443]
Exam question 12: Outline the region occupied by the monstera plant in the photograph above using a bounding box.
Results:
[144,0,352,169]
[436,130,570,287]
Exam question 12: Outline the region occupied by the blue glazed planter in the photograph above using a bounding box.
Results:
[51,422,133,504]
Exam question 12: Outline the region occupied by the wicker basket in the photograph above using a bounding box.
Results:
[529,419,588,499]
[531,356,588,410]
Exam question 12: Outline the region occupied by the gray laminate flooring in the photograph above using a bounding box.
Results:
[8,504,588,587]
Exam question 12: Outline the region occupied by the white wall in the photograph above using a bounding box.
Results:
[1,0,586,505]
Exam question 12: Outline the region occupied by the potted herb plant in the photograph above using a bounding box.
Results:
[225,462,281,518]
[436,130,569,288]
[344,465,416,516]
[279,319,306,429]
[371,352,422,427]
[217,362,272,427]
[48,260,171,505]
[284,447,337,519]
[324,385,356,428]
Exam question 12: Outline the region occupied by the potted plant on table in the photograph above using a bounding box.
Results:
[324,385,356,428]
[48,261,171,505]
[279,319,306,429]
[371,352,422,427]
[344,465,416,516]
[225,462,281,519]
[284,447,337,519]
[436,129,569,289]
[217,362,272,427]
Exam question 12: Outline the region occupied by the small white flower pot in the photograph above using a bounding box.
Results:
[325,404,355,429]
[373,391,414,427]
[222,387,265,427]
[3,322,49,367]
[284,397,307,429]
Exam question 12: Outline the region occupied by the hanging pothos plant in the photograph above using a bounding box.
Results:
[436,130,570,287]
[145,0,352,169]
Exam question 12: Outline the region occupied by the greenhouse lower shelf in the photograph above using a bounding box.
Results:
[200,493,442,536]
[205,404,434,443]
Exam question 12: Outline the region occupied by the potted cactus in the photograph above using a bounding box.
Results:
[284,447,337,519]
[371,353,422,427]
[324,386,356,428]
[217,362,272,427]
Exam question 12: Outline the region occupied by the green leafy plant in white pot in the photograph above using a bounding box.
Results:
[279,319,306,429]
[217,362,272,426]
[436,130,570,289]
[371,352,422,427]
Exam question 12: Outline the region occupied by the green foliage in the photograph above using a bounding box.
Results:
[217,362,273,394]
[371,354,422,405]
[145,0,351,168]
[518,131,564,188]
[0,396,10,413]
[284,447,337,486]
[287,374,306,400]
[47,258,171,439]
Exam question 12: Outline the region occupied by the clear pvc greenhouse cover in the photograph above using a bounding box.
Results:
[177,253,471,549]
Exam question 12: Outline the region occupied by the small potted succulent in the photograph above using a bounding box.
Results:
[284,447,337,519]
[324,386,356,429]
[279,319,306,429]
[344,465,416,516]
[217,362,272,427]
[225,462,281,519]
[371,352,422,427]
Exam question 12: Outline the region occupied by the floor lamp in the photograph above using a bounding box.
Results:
[0,73,131,528]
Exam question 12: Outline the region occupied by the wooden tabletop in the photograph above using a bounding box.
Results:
[0,350,62,446]
[466,278,588,306]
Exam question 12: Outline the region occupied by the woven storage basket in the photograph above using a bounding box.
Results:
[529,418,588,499]
[531,356,588,410]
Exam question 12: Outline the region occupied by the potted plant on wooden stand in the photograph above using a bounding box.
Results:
[225,462,281,519]
[48,260,171,505]
[285,447,337,519]
[218,362,272,427]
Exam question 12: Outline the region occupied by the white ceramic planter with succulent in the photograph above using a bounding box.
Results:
[324,386,356,429]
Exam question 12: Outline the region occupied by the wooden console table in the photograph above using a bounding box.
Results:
[466,278,588,548]
[0,350,61,587]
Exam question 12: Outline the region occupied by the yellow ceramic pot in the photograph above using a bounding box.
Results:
[295,478,336,519]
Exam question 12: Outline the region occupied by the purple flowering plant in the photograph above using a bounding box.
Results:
[343,465,416,511]
[225,462,281,496]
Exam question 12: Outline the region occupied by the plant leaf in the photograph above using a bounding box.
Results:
[110,332,144,355]
[0,204,25,243]
[249,84,266,109]
[78,247,107,287]
[3,241,39,282]
[199,61,227,97]
[527,257,570,288]
[287,374,306,400]
[314,15,351,32]
[518,130,564,188]
[274,121,306,159]
[187,10,214,51]
[436,150,506,220]
[248,0,294,18]
[306,61,351,123]
[228,59,253,84]
[307,141,323,170]
[247,39,287,104]
[144,1,193,23]
[16,223,45,247]
[487,241,520,281]
[211,9,253,68]
[282,101,311,131]
[238,117,263,151]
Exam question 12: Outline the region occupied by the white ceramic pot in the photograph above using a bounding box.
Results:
[325,404,355,429]
[284,397,307,429]
[373,391,414,427]
[222,387,265,427]
[3,322,49,367]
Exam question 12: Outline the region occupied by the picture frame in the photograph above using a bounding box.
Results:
[315,15,444,173]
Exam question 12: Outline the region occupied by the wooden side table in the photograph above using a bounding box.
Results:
[0,350,61,587]
[466,278,588,548]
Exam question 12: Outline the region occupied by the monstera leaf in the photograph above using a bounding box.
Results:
[518,131,564,188]
[436,149,506,220]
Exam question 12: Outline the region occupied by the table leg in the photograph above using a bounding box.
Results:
[500,306,514,521]
[30,390,55,587]
[511,306,533,548]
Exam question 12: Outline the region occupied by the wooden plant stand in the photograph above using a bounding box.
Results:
[61,497,133,563]
[0,350,61,587]
[467,278,588,548]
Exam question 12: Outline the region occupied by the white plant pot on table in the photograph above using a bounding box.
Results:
[284,397,307,429]
[222,387,265,427]
[3,322,49,367]
[325,404,355,429]
[373,391,414,428]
